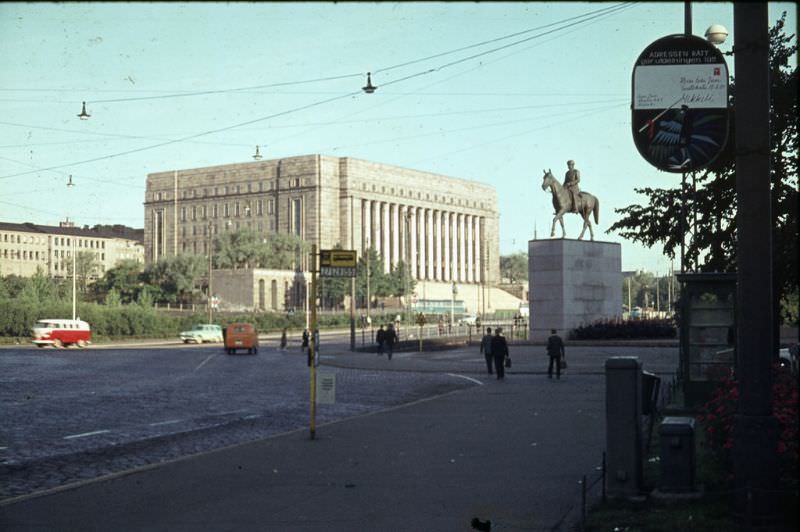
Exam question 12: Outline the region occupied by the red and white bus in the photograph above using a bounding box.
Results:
[31,319,92,348]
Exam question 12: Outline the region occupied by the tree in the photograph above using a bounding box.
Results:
[142,254,206,304]
[500,253,528,283]
[73,251,100,293]
[93,259,144,304]
[213,229,309,270]
[609,14,798,323]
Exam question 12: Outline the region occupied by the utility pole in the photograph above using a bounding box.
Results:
[733,3,777,523]
[309,244,318,440]
[207,221,213,324]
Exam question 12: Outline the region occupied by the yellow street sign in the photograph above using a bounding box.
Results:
[320,249,357,268]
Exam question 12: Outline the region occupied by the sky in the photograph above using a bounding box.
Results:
[0,2,796,274]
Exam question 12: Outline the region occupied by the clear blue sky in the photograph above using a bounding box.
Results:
[0,2,795,274]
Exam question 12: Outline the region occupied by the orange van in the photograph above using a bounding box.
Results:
[224,323,259,355]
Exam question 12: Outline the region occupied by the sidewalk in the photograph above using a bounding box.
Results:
[0,344,672,531]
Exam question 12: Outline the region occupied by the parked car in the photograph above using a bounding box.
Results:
[32,319,91,348]
[459,314,478,326]
[224,323,259,355]
[180,324,223,344]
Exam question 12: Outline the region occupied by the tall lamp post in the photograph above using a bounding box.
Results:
[67,176,76,320]
[451,281,457,333]
[207,221,214,323]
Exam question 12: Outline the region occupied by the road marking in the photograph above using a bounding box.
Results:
[244,414,261,420]
[194,353,217,371]
[215,409,250,417]
[149,419,182,427]
[445,373,484,386]
[63,429,110,440]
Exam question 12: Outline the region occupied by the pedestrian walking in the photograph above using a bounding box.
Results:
[301,329,309,355]
[280,327,288,350]
[546,329,565,379]
[480,327,494,375]
[385,323,398,360]
[490,327,509,380]
[375,325,386,356]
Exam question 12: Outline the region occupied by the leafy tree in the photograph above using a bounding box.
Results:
[388,260,416,297]
[213,229,309,270]
[74,251,101,293]
[500,252,528,283]
[261,232,309,270]
[142,254,206,304]
[93,259,144,304]
[19,270,62,303]
[609,14,798,323]
[0,275,28,299]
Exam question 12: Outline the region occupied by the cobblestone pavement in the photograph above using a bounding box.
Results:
[0,344,473,500]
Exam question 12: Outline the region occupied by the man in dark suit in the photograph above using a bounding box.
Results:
[490,327,509,380]
[547,329,565,379]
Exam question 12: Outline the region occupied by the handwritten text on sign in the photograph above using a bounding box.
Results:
[634,64,727,110]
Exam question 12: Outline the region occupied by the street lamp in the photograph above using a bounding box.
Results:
[451,281,457,333]
[77,101,90,120]
[207,221,214,323]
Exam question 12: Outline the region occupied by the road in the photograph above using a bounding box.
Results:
[0,340,475,500]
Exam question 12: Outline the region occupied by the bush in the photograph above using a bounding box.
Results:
[698,364,798,483]
[569,318,677,340]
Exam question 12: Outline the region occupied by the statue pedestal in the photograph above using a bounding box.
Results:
[528,239,622,341]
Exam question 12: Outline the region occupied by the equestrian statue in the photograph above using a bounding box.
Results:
[540,160,600,241]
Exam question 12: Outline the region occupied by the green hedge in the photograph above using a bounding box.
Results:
[0,299,423,343]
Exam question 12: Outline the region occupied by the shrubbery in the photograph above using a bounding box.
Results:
[699,364,799,483]
[569,318,677,340]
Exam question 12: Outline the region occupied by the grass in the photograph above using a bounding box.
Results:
[581,416,738,532]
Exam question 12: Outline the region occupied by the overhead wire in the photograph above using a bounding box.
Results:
[0,1,636,181]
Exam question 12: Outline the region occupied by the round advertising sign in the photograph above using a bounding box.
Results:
[632,34,730,173]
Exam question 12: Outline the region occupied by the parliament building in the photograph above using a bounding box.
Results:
[144,155,508,312]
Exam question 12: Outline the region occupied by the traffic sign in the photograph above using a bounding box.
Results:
[319,249,357,277]
[632,34,729,172]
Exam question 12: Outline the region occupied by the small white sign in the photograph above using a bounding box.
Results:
[317,372,336,405]
[633,64,728,110]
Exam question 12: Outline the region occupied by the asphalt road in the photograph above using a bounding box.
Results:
[0,341,475,500]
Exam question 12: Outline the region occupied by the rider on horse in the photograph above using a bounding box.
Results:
[564,160,581,213]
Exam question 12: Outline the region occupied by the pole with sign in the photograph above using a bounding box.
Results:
[631,34,729,173]
[309,244,318,440]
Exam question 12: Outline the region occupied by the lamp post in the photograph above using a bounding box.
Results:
[207,221,214,323]
[451,281,457,334]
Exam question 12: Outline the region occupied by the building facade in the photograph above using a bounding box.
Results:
[0,221,144,278]
[144,155,500,285]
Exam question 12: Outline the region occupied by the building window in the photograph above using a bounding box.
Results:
[224,203,230,218]
[247,183,252,193]
[267,199,274,214]
[256,199,263,215]
[191,206,197,220]
[234,201,240,217]
[201,205,207,219]
[156,192,162,201]
[212,204,218,218]
[181,207,186,221]
[291,198,302,236]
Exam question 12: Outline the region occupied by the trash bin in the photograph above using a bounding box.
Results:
[641,370,660,416]
[658,416,696,492]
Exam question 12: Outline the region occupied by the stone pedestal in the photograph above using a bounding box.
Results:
[528,238,622,341]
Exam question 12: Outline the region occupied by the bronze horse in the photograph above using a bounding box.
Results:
[541,169,600,240]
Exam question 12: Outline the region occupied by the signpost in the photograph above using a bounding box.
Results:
[319,249,357,277]
[632,34,729,173]
[309,248,357,438]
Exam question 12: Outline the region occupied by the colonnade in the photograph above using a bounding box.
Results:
[360,199,484,283]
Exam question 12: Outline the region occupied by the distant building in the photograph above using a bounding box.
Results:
[0,220,144,278]
[143,154,500,285]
